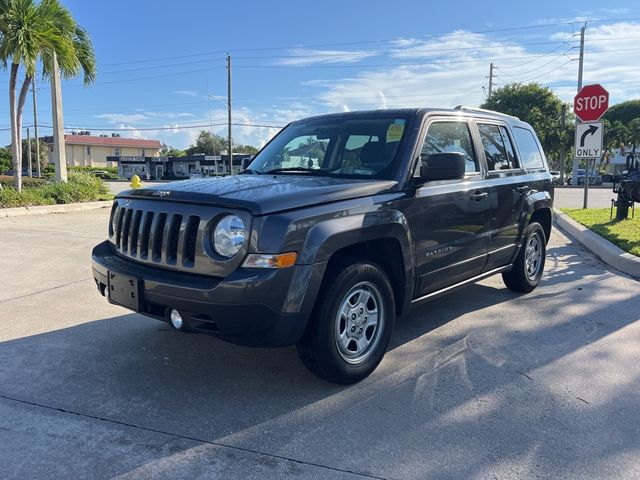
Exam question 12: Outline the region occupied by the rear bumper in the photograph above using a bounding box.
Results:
[91,241,321,347]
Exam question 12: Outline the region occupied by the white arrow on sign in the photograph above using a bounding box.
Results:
[574,122,603,159]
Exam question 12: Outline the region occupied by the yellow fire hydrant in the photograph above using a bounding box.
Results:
[130,174,142,189]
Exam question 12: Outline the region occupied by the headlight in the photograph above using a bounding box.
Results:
[213,215,246,257]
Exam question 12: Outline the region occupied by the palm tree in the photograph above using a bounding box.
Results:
[0,0,95,191]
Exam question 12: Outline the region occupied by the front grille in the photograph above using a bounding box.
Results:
[111,203,200,270]
[108,198,250,277]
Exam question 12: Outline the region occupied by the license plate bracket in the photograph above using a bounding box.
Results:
[107,271,141,311]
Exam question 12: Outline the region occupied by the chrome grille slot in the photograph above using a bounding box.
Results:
[128,210,143,256]
[139,211,154,259]
[165,214,182,265]
[108,203,117,237]
[182,215,200,266]
[114,207,125,247]
[120,209,133,253]
[151,213,167,262]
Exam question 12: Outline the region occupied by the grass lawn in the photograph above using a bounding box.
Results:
[561,208,640,257]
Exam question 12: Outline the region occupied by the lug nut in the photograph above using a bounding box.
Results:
[351,313,357,320]
[359,308,364,315]
[364,317,368,323]
[358,328,363,334]
[351,326,356,333]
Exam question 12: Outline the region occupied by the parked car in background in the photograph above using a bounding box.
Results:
[90,170,111,179]
[3,169,32,177]
[189,170,203,179]
[566,169,602,186]
[550,170,562,185]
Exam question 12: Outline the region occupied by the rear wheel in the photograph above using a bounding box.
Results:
[502,222,546,293]
[296,260,395,384]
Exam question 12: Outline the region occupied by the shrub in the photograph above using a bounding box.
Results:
[0,171,109,208]
[0,175,48,189]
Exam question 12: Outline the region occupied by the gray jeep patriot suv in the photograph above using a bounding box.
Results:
[92,107,553,384]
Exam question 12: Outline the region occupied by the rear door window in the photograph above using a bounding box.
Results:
[478,123,516,171]
[513,127,545,170]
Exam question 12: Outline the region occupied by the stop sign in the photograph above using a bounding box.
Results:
[574,84,609,122]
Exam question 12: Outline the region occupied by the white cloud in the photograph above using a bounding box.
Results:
[95,113,147,123]
[81,22,640,151]
[275,48,378,66]
[309,21,640,112]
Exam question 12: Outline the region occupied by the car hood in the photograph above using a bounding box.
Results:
[118,175,399,215]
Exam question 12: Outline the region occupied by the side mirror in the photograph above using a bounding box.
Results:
[419,152,466,181]
[241,157,251,170]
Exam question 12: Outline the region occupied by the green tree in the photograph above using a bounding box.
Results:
[20,137,47,172]
[0,145,10,172]
[234,144,259,154]
[161,146,186,157]
[604,99,640,125]
[0,0,96,191]
[603,119,630,150]
[186,130,226,156]
[481,83,573,167]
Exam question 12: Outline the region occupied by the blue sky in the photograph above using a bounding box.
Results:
[3,0,640,149]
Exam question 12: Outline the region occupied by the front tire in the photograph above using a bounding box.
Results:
[296,260,395,384]
[502,222,546,293]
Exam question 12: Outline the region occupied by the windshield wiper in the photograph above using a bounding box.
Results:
[239,168,260,174]
[264,167,331,175]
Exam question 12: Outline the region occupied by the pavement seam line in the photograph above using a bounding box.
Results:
[0,394,388,480]
[0,278,93,304]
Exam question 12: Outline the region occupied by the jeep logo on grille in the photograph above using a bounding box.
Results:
[152,190,171,197]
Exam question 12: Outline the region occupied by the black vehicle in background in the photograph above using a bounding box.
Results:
[92,106,554,384]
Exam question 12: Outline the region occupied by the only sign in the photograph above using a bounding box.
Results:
[574,84,609,122]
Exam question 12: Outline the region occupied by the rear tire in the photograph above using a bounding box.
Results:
[296,260,395,384]
[502,222,546,293]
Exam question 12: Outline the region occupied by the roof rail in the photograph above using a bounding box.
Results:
[454,105,519,120]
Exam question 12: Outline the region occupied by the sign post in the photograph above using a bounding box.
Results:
[573,84,609,208]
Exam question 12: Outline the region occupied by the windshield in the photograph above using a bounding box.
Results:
[246,115,411,179]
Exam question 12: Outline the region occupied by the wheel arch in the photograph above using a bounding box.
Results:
[300,211,414,317]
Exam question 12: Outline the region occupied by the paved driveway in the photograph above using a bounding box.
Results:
[1,208,639,479]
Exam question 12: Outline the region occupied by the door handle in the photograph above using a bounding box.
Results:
[470,191,488,201]
[514,185,529,193]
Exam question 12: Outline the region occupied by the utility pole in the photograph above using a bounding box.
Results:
[559,103,567,185]
[572,23,586,187]
[50,53,67,182]
[226,53,232,175]
[32,79,41,177]
[26,127,32,177]
[488,62,494,101]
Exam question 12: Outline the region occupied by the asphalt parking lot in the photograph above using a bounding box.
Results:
[1,208,639,479]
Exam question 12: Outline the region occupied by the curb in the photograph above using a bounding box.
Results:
[0,200,112,218]
[554,208,640,278]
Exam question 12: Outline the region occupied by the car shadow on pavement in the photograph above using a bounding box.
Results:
[1,243,639,479]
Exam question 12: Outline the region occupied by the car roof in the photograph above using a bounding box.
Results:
[290,107,533,130]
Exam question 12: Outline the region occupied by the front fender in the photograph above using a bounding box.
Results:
[299,209,412,262]
[299,208,414,316]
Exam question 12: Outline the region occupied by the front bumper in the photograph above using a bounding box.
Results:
[92,241,321,347]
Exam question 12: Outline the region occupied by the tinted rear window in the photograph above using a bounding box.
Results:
[513,127,545,171]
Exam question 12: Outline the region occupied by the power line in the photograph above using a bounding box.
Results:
[232,47,640,69]
[32,122,284,132]
[88,17,640,69]
[496,48,576,77]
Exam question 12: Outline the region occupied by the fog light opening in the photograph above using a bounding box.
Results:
[169,309,184,330]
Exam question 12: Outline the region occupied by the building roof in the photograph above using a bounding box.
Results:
[44,134,162,149]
